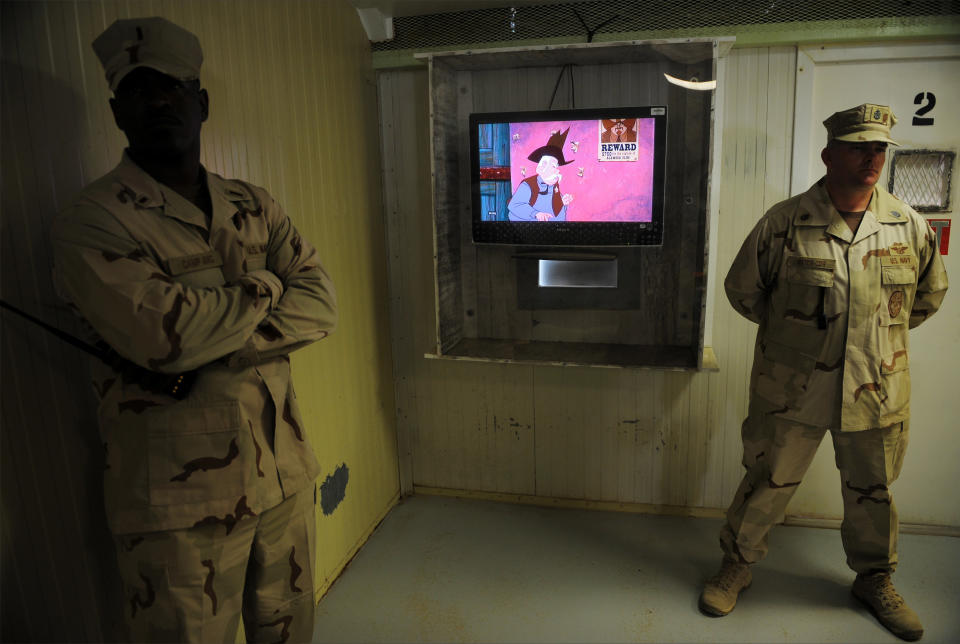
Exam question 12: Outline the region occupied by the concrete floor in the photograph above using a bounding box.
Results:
[313,495,960,643]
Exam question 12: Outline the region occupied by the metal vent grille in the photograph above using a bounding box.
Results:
[373,0,957,51]
[889,150,955,212]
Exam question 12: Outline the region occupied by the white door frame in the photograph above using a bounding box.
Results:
[791,41,960,195]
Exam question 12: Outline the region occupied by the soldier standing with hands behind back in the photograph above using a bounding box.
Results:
[52,17,336,643]
[699,104,947,641]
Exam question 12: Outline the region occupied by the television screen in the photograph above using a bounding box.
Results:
[470,106,666,246]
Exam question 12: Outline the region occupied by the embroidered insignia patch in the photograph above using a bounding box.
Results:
[888,290,905,318]
[864,103,889,124]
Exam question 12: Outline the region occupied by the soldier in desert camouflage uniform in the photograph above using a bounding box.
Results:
[51,17,336,643]
[699,104,947,641]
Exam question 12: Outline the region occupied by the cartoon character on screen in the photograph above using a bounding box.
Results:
[507,127,575,221]
[600,118,637,143]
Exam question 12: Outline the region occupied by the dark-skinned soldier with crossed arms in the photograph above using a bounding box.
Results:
[52,17,336,643]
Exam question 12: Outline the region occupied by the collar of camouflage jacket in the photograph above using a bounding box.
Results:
[111,151,166,208]
[870,187,912,224]
[796,179,906,243]
[113,151,253,227]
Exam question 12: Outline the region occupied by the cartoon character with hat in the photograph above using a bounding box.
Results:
[600,118,637,143]
[507,127,575,221]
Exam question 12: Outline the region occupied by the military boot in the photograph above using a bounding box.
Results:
[852,571,923,641]
[699,558,752,616]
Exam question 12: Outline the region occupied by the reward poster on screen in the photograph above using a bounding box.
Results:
[476,117,656,224]
[598,118,640,162]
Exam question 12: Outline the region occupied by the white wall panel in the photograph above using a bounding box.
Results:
[381,42,958,531]
[379,46,802,516]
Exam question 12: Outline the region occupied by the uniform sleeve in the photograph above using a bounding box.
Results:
[724,214,782,325]
[52,204,279,373]
[909,215,948,328]
[226,193,337,367]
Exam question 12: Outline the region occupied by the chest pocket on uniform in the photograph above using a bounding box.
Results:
[166,250,225,288]
[879,255,916,326]
[244,243,268,272]
[784,256,836,328]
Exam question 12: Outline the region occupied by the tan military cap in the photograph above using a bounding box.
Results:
[823,103,899,146]
[93,17,202,92]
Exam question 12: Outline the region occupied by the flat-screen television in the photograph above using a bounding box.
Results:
[470,106,667,246]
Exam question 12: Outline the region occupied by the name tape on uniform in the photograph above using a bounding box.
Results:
[167,250,224,275]
[881,255,918,267]
[786,256,837,271]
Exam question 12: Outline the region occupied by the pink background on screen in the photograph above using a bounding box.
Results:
[508,118,655,222]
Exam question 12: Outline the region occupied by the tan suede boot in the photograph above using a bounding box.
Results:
[699,558,752,616]
[852,571,923,641]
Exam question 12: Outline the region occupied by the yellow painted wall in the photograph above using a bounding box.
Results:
[0,1,398,641]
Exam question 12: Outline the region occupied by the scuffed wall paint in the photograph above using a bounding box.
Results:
[320,463,351,516]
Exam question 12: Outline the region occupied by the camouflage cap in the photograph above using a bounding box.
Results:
[823,103,899,146]
[93,17,202,92]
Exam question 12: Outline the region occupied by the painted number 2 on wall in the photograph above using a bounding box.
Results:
[913,92,935,126]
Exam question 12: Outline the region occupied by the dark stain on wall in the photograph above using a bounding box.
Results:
[320,463,349,516]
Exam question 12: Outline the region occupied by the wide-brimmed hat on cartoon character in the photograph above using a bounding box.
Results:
[601,118,636,140]
[527,127,574,166]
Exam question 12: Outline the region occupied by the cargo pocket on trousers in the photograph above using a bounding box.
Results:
[146,400,244,506]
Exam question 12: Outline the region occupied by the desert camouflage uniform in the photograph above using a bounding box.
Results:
[115,487,316,643]
[720,178,947,572]
[52,152,337,642]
